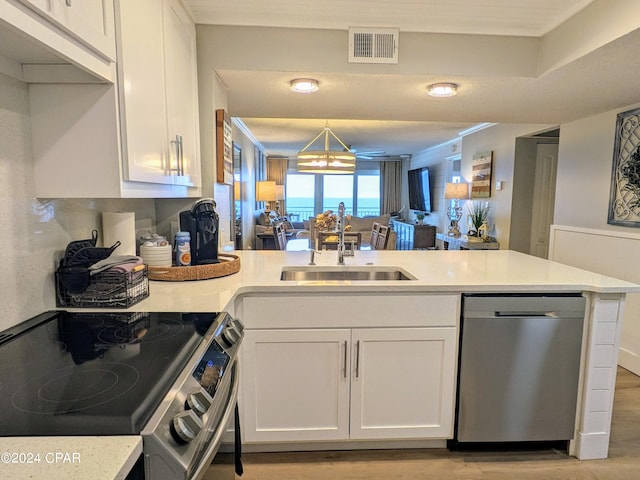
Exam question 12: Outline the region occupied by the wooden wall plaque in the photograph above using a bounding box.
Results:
[216,109,233,184]
[471,151,493,198]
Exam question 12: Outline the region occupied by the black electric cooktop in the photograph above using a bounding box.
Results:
[0,310,221,436]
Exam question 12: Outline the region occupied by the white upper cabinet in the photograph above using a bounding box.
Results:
[16,0,116,61]
[31,0,201,198]
[116,0,201,189]
[0,0,115,82]
[163,0,200,187]
[115,0,170,185]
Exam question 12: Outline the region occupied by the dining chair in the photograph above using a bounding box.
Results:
[273,223,287,250]
[375,225,390,250]
[370,222,380,249]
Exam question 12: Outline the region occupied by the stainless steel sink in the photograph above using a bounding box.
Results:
[280,266,416,281]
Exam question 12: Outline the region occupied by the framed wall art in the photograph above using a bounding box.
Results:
[608,107,640,227]
[216,109,233,184]
[471,151,493,198]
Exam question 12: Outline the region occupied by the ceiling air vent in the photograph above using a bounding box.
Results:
[348,27,399,64]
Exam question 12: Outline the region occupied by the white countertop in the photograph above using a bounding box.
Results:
[16,249,638,479]
[131,249,640,312]
[0,436,141,480]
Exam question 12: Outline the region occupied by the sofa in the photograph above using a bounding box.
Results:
[254,210,307,249]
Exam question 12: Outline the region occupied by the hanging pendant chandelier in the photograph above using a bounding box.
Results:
[297,121,356,174]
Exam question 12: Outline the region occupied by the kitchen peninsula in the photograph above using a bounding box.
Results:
[133,249,638,461]
[3,249,636,480]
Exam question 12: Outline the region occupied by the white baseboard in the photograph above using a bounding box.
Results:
[225,439,446,454]
[618,347,640,375]
[570,431,611,460]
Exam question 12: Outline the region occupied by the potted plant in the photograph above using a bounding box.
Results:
[466,201,490,237]
[415,212,426,225]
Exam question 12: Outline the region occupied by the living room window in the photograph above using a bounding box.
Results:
[286,168,381,220]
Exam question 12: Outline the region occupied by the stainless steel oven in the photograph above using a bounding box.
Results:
[0,310,244,480]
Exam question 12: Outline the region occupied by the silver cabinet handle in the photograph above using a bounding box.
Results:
[170,135,183,175]
[65,0,72,6]
[170,137,178,174]
[177,134,184,176]
[355,340,360,378]
[343,340,348,378]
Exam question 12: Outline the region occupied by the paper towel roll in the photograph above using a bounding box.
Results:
[102,212,136,256]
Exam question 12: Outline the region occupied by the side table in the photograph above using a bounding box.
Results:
[436,233,500,250]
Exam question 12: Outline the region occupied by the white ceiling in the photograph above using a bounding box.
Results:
[186,0,640,159]
[188,0,594,37]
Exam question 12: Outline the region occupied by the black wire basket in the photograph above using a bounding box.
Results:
[56,266,149,308]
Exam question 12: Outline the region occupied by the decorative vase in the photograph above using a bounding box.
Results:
[478,222,489,240]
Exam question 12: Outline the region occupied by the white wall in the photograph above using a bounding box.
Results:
[554,108,626,229]
[407,140,461,233]
[550,102,640,374]
[460,123,553,248]
[196,26,263,251]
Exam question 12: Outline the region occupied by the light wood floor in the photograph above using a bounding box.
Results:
[206,367,640,480]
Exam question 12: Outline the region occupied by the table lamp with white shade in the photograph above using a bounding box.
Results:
[444,182,469,237]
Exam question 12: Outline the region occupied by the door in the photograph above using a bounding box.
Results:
[529,142,558,258]
[241,329,351,443]
[350,327,457,439]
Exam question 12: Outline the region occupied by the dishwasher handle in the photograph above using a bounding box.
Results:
[494,311,559,318]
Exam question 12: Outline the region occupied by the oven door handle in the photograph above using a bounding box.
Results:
[190,363,240,480]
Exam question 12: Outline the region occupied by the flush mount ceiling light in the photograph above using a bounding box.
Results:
[290,78,320,94]
[297,121,356,174]
[427,82,458,97]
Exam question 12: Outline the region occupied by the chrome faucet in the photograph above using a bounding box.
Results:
[308,249,320,265]
[336,202,354,265]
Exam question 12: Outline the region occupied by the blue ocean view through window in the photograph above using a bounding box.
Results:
[285,172,381,220]
[287,197,380,220]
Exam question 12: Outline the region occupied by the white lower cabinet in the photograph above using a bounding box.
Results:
[242,329,351,442]
[241,326,457,443]
[350,327,457,439]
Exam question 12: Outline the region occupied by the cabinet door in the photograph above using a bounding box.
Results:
[115,0,172,185]
[241,329,351,443]
[17,0,116,60]
[163,0,200,187]
[16,0,49,11]
[50,0,115,60]
[350,327,457,439]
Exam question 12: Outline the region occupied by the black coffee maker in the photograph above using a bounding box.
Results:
[179,199,220,265]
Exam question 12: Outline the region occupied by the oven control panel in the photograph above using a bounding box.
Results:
[191,340,230,397]
[186,389,213,417]
[172,410,203,443]
[144,312,244,479]
[220,317,244,348]
[170,315,244,443]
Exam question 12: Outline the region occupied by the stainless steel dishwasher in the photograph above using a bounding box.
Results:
[455,294,585,443]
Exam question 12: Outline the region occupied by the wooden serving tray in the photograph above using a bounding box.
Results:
[147,253,240,281]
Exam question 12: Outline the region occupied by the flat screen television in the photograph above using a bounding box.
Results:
[408,166,432,212]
